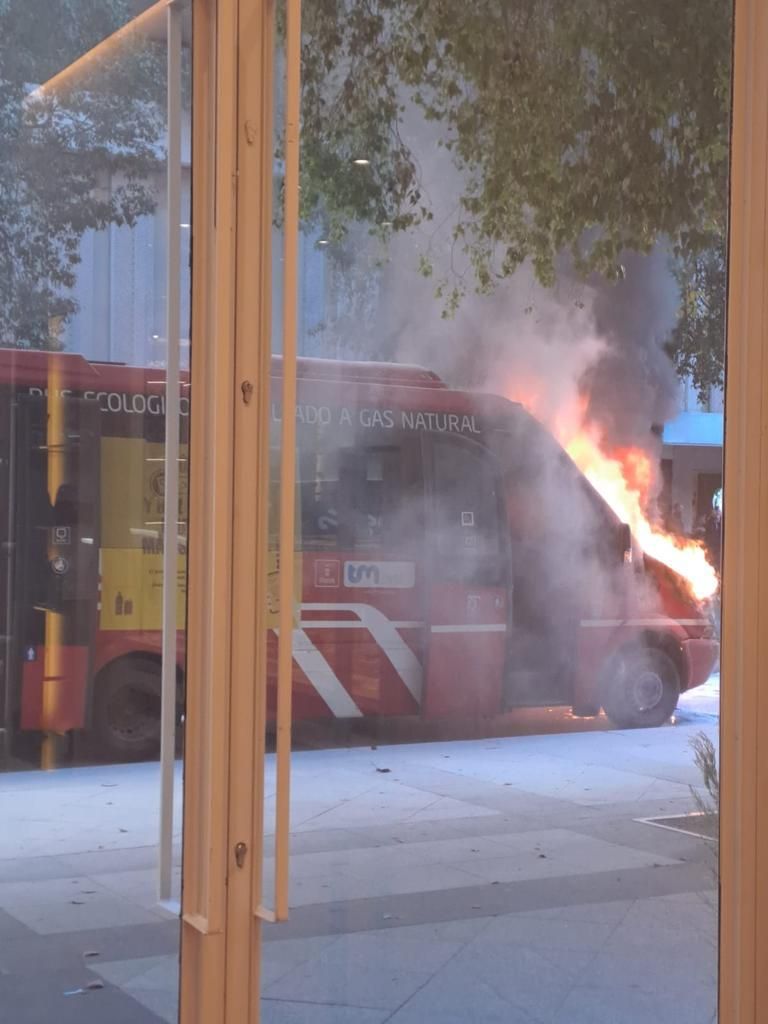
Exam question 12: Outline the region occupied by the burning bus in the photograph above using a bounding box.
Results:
[0,349,718,761]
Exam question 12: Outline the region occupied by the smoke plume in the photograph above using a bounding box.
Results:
[319,100,682,462]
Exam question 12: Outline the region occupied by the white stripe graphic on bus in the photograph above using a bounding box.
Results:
[300,603,424,704]
[430,624,507,633]
[579,618,711,628]
[289,629,364,717]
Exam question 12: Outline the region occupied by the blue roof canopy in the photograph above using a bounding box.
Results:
[662,411,723,447]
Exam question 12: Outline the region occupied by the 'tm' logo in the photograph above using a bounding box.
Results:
[343,561,416,589]
[344,563,380,586]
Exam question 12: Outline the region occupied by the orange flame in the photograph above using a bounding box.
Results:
[508,387,719,603]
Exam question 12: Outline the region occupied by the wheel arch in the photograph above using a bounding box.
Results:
[600,628,684,690]
[94,651,184,699]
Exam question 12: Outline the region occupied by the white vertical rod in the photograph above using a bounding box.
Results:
[159,0,182,906]
[274,0,301,922]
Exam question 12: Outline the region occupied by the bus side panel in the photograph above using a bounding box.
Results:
[423,583,507,718]
[572,628,609,714]
[423,435,510,721]
[265,551,425,721]
[20,645,90,732]
[266,631,335,720]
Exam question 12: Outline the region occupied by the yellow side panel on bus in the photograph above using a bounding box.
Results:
[99,436,301,632]
[100,436,188,632]
[100,549,187,631]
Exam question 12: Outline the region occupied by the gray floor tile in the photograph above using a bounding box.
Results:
[261,999,389,1023]
[59,845,180,876]
[580,944,717,997]
[122,982,178,1024]
[4,890,165,934]
[0,967,167,1024]
[264,956,436,1010]
[385,968,541,1023]
[473,910,620,952]
[303,925,469,975]
[552,983,717,1024]
[447,939,595,1019]
[0,875,113,908]
[90,955,176,988]
[0,855,79,884]
[260,935,342,987]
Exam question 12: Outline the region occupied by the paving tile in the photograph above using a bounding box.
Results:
[0,966,167,1024]
[0,875,115,908]
[290,785,495,832]
[580,943,717,998]
[4,890,165,934]
[90,955,175,988]
[446,937,596,1020]
[298,922,471,975]
[0,854,80,884]
[261,999,389,1023]
[452,829,679,886]
[385,965,542,1023]
[57,922,181,973]
[473,910,620,952]
[260,935,342,987]
[91,867,182,908]
[288,861,479,908]
[0,909,86,976]
[122,982,178,1024]
[552,983,717,1024]
[279,832,520,881]
[263,955,435,1010]
[606,889,718,951]
[59,845,170,876]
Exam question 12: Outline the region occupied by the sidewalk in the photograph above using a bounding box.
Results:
[0,687,718,1024]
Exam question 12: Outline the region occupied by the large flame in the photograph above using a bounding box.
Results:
[509,386,719,603]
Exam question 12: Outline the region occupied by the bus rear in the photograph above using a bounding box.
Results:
[0,349,188,763]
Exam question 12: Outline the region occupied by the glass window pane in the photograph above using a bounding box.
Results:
[263,1,728,1021]
[0,4,192,1021]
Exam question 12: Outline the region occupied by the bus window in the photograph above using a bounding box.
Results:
[299,439,423,552]
[431,437,503,583]
[298,446,343,550]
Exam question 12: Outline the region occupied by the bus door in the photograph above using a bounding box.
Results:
[423,435,509,719]
[503,462,633,711]
[12,391,101,744]
[294,432,428,720]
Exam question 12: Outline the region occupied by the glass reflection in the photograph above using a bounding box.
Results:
[262,2,726,1022]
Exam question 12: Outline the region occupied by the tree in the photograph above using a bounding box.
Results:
[0,0,165,348]
[2,0,730,390]
[667,240,726,398]
[295,0,731,393]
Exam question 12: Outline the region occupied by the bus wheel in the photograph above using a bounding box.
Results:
[92,657,162,761]
[601,647,680,729]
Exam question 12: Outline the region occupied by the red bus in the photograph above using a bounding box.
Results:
[0,350,718,761]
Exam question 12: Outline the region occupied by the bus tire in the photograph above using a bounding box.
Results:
[601,646,680,729]
[91,656,162,761]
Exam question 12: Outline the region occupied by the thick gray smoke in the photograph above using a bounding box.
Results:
[317,101,681,459]
[302,101,687,708]
[374,227,679,461]
[585,249,680,449]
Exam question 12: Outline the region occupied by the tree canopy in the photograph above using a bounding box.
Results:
[0,0,164,348]
[0,0,731,395]
[297,0,731,395]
